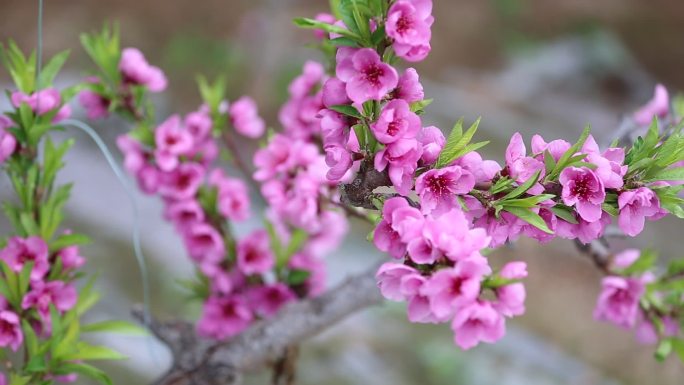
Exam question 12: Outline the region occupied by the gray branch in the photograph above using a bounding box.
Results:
[136,265,382,385]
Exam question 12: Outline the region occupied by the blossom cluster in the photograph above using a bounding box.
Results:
[301,0,684,351]
[594,249,681,347]
[81,45,349,340]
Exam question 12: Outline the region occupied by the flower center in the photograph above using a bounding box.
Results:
[363,64,384,87]
[571,174,591,199]
[396,14,413,34]
[427,175,449,195]
[387,120,402,136]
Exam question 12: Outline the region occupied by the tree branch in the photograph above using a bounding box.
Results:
[137,264,382,385]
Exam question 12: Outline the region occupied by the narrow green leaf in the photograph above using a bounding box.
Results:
[504,206,553,234]
[82,320,148,336]
[501,170,541,201]
[328,104,362,119]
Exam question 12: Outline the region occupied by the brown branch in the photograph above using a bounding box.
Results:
[137,264,382,385]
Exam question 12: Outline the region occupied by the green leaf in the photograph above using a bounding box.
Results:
[649,167,684,182]
[672,338,684,362]
[550,205,578,224]
[503,206,553,234]
[282,229,308,267]
[286,269,311,286]
[21,320,40,357]
[547,125,590,181]
[60,342,127,361]
[353,123,367,150]
[25,355,47,373]
[82,320,148,336]
[329,37,359,47]
[601,203,618,217]
[37,50,70,88]
[435,117,482,168]
[328,104,363,119]
[292,17,358,40]
[8,373,32,385]
[410,98,433,113]
[53,363,113,385]
[50,233,91,252]
[655,339,672,362]
[501,194,555,208]
[500,170,541,201]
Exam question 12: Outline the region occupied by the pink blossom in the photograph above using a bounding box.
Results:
[197,295,253,340]
[237,230,274,275]
[408,209,490,264]
[634,84,669,126]
[154,115,193,171]
[612,249,640,270]
[319,109,349,146]
[11,88,71,122]
[559,166,605,222]
[116,135,145,174]
[451,151,502,184]
[618,188,661,237]
[322,77,351,108]
[495,261,527,317]
[250,283,296,317]
[395,68,424,103]
[404,275,442,324]
[0,372,5,385]
[530,134,570,162]
[374,138,422,195]
[210,169,251,222]
[473,211,524,248]
[183,222,225,265]
[373,198,418,259]
[415,165,475,215]
[253,135,297,181]
[386,0,434,62]
[505,132,545,194]
[324,144,353,181]
[371,99,421,144]
[0,236,50,281]
[337,48,398,104]
[304,211,349,257]
[521,207,557,243]
[78,90,110,120]
[0,310,22,351]
[184,110,212,142]
[0,116,17,163]
[288,61,325,99]
[56,231,86,270]
[375,262,419,301]
[22,280,77,320]
[416,125,444,165]
[451,300,506,350]
[635,315,679,345]
[159,162,205,200]
[421,257,491,319]
[582,135,626,189]
[230,96,265,138]
[119,48,167,92]
[165,199,205,230]
[288,253,326,296]
[593,276,645,328]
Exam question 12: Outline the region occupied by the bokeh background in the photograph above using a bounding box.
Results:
[1,0,684,384]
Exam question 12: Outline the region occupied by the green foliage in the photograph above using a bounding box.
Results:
[435,118,489,168]
[80,23,122,85]
[544,125,591,182]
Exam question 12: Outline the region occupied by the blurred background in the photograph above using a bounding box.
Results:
[1,0,684,384]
